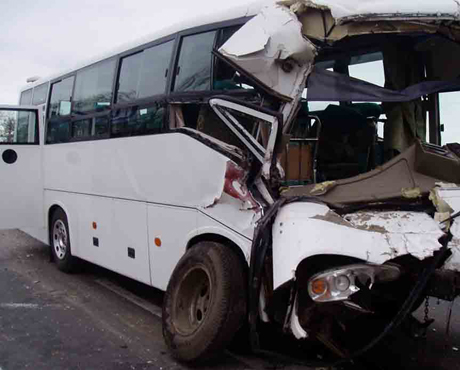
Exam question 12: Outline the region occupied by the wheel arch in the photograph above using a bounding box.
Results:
[186,233,250,274]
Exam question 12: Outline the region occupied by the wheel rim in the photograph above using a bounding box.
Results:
[173,267,212,335]
[53,220,68,260]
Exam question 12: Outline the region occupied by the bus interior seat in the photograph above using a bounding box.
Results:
[315,103,380,181]
[281,102,320,185]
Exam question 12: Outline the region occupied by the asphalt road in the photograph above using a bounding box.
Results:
[1,230,460,370]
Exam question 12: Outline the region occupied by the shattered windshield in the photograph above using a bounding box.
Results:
[282,34,460,184]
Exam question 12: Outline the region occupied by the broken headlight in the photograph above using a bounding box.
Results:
[308,263,400,303]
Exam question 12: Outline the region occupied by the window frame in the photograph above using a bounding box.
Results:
[114,39,175,106]
[32,83,50,106]
[110,99,168,139]
[0,107,40,145]
[72,57,117,116]
[43,15,252,145]
[171,30,218,93]
[19,89,33,105]
[45,75,76,144]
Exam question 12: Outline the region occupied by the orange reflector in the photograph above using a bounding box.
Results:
[154,238,162,247]
[92,222,97,230]
[311,279,327,295]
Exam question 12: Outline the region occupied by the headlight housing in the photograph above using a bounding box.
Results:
[308,263,401,303]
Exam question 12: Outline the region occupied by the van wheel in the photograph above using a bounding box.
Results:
[162,241,247,363]
[50,208,75,273]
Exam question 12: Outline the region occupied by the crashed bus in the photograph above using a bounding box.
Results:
[3,0,460,364]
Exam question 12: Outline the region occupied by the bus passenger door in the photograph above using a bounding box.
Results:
[0,105,44,230]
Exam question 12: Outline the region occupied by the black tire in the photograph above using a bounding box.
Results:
[49,208,75,273]
[162,241,247,363]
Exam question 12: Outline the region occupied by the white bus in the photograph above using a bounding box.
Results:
[4,0,460,364]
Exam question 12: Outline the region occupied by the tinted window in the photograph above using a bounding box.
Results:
[111,103,165,137]
[118,52,143,102]
[213,26,255,92]
[47,117,70,144]
[94,116,110,136]
[174,31,216,92]
[49,76,75,118]
[73,59,115,114]
[72,118,92,139]
[71,116,109,139]
[117,41,173,103]
[19,89,32,105]
[138,41,173,98]
[217,26,240,48]
[32,83,49,105]
[0,109,38,144]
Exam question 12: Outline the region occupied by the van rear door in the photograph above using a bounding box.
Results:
[0,105,44,229]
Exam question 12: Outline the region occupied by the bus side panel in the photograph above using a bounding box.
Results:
[147,205,198,291]
[45,190,151,285]
[195,212,253,262]
[77,196,151,285]
[43,133,228,208]
[147,205,252,291]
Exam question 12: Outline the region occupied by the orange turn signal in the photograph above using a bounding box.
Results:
[311,279,327,295]
[154,237,162,247]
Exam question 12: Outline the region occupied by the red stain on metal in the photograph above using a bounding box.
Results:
[224,161,258,209]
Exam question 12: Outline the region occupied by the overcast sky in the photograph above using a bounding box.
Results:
[0,0,263,104]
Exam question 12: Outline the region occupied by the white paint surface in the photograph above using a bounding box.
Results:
[272,203,445,289]
[219,4,316,101]
[290,0,460,21]
[0,105,44,230]
[39,131,255,291]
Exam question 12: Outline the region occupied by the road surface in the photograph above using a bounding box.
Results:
[0,230,459,369]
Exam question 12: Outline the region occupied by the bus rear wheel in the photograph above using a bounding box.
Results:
[50,208,75,273]
[162,241,247,363]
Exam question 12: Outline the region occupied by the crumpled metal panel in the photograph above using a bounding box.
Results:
[271,202,445,289]
[218,4,316,101]
[280,0,460,24]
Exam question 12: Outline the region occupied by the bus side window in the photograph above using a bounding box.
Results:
[213,25,253,91]
[117,40,174,103]
[47,76,74,144]
[111,102,166,137]
[19,89,33,105]
[173,31,217,92]
[73,59,116,115]
[70,115,110,140]
[32,83,49,106]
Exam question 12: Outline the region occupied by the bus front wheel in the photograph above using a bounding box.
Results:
[162,241,247,363]
[50,208,75,273]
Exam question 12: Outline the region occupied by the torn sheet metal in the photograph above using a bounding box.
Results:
[280,0,460,24]
[200,159,261,240]
[432,186,460,271]
[218,3,316,101]
[279,0,460,44]
[271,202,445,289]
